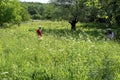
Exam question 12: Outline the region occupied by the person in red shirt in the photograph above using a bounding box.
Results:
[36,27,42,37]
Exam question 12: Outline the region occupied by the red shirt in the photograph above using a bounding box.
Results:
[36,29,42,37]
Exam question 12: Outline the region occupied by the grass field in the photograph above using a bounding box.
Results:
[0,20,120,80]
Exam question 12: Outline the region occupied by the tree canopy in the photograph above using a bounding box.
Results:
[1,0,120,29]
[50,0,120,30]
[0,0,22,26]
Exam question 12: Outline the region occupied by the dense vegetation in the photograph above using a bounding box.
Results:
[0,21,120,79]
[21,0,120,30]
[0,0,22,26]
[1,0,120,29]
[0,0,120,79]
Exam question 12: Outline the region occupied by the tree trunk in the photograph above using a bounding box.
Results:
[71,22,76,31]
[69,19,78,31]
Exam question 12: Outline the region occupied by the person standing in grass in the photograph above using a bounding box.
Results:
[36,26,42,38]
[106,28,114,39]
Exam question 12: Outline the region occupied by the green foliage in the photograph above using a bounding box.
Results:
[22,2,54,20]
[21,4,30,21]
[0,0,22,26]
[31,14,41,20]
[0,20,120,79]
[20,0,120,29]
[49,0,120,29]
[51,0,87,20]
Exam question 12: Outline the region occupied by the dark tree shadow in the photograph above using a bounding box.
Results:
[78,22,107,29]
[77,22,120,41]
[40,28,105,41]
[28,22,119,41]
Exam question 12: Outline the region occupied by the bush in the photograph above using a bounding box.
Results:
[115,15,120,25]
[31,14,41,20]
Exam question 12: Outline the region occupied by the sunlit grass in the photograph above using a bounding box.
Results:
[0,20,120,80]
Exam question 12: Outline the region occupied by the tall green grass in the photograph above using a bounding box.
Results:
[0,20,120,80]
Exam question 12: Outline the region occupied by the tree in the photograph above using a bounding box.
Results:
[26,2,46,20]
[97,0,120,26]
[0,0,22,26]
[21,4,30,21]
[50,0,88,31]
[43,4,55,20]
[50,0,120,29]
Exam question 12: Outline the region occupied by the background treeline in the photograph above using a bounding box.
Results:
[21,2,67,20]
[1,0,120,28]
[23,1,120,24]
[22,0,120,31]
[22,0,120,29]
[21,2,53,20]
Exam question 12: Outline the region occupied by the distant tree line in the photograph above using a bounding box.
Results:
[21,2,55,20]
[50,0,120,30]
[1,0,120,30]
[22,0,120,30]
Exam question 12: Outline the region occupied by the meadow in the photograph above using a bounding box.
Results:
[0,20,120,80]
